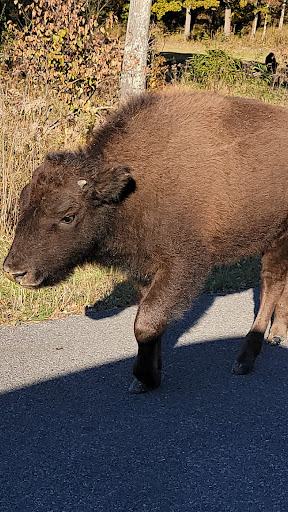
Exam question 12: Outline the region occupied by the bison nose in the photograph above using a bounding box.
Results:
[3,261,11,275]
[2,260,15,275]
[3,260,27,283]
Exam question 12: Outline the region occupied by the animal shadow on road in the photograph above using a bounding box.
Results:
[86,283,261,351]
[2,288,288,512]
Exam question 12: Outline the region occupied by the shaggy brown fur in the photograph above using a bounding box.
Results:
[4,88,288,391]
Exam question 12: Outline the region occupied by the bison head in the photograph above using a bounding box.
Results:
[3,151,135,288]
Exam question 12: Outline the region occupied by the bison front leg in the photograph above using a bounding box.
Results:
[233,242,288,375]
[129,262,210,393]
[129,336,162,394]
[129,274,170,394]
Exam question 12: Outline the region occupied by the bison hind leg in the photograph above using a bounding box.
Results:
[266,275,288,345]
[233,240,288,375]
[267,335,284,346]
[232,331,263,375]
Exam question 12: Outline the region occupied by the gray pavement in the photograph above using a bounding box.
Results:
[1,288,288,512]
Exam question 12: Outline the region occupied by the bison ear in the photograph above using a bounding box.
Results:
[46,151,68,165]
[19,183,31,212]
[94,163,136,204]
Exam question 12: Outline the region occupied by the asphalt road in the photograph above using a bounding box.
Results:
[1,288,288,512]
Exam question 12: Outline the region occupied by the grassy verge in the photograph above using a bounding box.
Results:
[0,239,138,325]
[203,256,261,294]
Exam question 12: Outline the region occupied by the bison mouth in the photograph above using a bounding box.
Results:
[4,252,91,289]
[4,268,76,288]
[4,270,45,288]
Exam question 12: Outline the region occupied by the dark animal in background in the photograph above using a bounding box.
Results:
[3,88,288,393]
[265,52,278,74]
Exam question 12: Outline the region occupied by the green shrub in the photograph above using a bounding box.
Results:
[185,49,246,90]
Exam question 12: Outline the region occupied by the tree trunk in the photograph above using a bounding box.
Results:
[120,0,152,101]
[262,12,268,39]
[251,11,259,38]
[224,3,231,37]
[184,7,192,40]
[279,0,286,29]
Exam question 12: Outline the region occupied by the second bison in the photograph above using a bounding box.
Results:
[3,88,288,392]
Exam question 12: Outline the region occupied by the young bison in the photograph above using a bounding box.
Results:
[3,89,288,392]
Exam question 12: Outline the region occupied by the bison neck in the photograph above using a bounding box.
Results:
[92,204,155,287]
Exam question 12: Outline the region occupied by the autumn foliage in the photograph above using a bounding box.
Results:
[5,0,123,108]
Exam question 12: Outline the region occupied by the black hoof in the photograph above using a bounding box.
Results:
[232,360,253,375]
[132,364,162,391]
[128,378,152,394]
[267,335,284,346]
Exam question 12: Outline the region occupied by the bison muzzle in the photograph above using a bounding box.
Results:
[3,88,288,392]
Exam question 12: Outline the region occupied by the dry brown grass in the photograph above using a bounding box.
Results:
[0,76,106,235]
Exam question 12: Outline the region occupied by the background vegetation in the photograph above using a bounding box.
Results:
[1,0,288,324]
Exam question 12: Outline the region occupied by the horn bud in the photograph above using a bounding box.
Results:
[77,179,87,189]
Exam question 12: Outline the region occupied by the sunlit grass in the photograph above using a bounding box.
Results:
[0,239,134,325]
[163,25,288,64]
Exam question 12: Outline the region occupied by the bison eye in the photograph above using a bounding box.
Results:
[60,214,75,224]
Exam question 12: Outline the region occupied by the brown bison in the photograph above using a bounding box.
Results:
[3,89,288,393]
